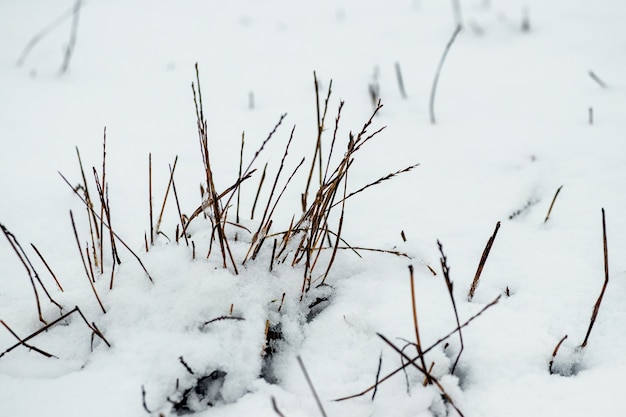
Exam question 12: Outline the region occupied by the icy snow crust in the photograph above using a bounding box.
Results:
[1,0,626,416]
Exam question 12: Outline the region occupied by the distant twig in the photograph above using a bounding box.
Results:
[451,0,463,27]
[588,70,607,88]
[395,62,408,99]
[297,356,327,417]
[429,24,462,124]
[16,2,86,67]
[544,186,563,223]
[580,208,609,348]
[59,0,82,75]
[468,221,501,301]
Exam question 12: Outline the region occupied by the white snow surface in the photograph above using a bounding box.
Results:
[1,0,626,416]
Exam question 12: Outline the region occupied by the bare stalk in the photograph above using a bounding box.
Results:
[468,221,501,301]
[429,24,462,124]
[580,208,609,348]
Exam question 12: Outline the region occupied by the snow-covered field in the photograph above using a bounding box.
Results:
[1,1,626,416]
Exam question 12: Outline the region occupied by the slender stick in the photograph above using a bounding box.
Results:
[580,208,609,348]
[251,163,268,220]
[170,161,188,246]
[409,265,431,384]
[70,211,106,313]
[429,24,462,124]
[468,221,501,301]
[149,153,154,245]
[297,356,327,417]
[372,352,383,400]
[438,240,463,374]
[30,243,64,291]
[155,155,178,236]
[544,185,563,223]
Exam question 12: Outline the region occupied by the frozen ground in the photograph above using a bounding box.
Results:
[1,1,626,416]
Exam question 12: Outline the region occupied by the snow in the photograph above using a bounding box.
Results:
[2,0,626,416]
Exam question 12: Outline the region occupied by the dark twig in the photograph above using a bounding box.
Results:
[544,186,563,223]
[409,265,431,384]
[372,352,383,400]
[297,356,327,417]
[149,153,154,246]
[141,385,152,414]
[429,24,462,124]
[0,320,56,358]
[580,208,609,348]
[0,224,61,324]
[31,243,64,292]
[179,356,195,375]
[468,221,501,301]
[271,397,287,417]
[438,240,463,374]
[201,316,245,328]
[548,334,568,374]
